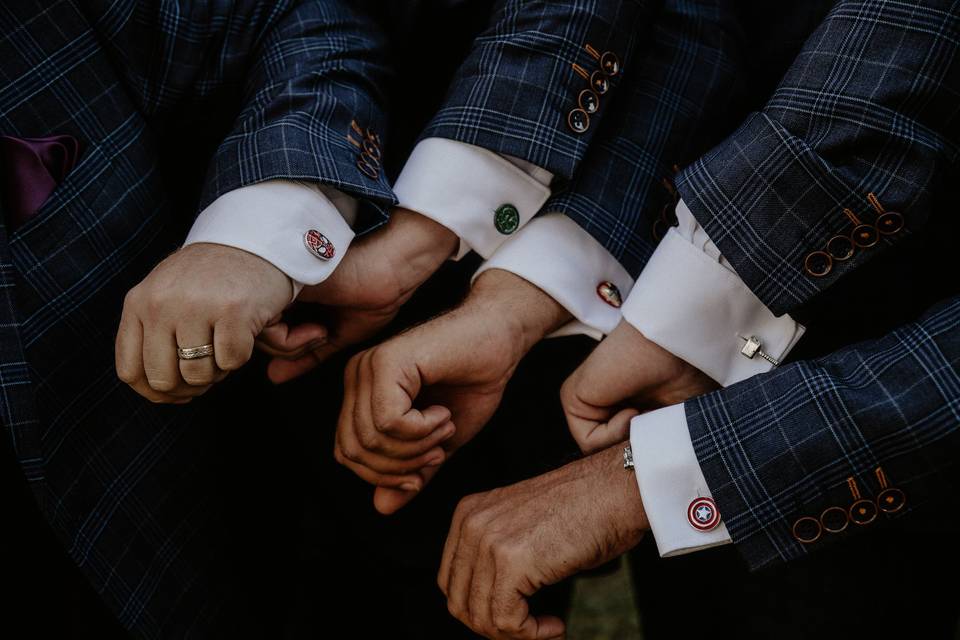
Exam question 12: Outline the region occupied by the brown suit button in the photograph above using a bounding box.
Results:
[600,51,620,76]
[827,235,854,261]
[877,211,904,235]
[568,108,590,134]
[362,138,381,160]
[849,498,878,525]
[357,156,379,179]
[820,506,849,533]
[578,89,599,114]
[877,487,906,513]
[804,250,832,277]
[792,516,822,544]
[851,224,879,248]
[591,71,609,95]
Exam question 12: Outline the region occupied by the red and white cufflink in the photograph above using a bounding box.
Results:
[687,496,721,532]
[304,229,335,260]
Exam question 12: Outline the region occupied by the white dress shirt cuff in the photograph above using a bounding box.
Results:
[621,200,805,386]
[393,138,552,260]
[630,404,732,557]
[184,180,357,300]
[473,213,633,340]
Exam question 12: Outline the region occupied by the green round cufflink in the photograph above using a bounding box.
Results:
[494,204,520,235]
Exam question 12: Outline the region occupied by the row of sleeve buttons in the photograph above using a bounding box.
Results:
[804,193,904,278]
[792,468,905,544]
[567,44,620,135]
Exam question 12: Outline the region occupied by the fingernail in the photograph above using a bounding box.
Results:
[440,423,456,439]
[400,482,420,492]
[425,453,444,466]
[306,338,327,350]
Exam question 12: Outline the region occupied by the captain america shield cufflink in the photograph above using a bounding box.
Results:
[688,497,721,532]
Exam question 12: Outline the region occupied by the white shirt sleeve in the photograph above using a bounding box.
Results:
[630,404,732,556]
[621,200,806,386]
[474,213,634,340]
[184,179,358,300]
[393,138,552,260]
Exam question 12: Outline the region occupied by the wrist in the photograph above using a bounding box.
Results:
[594,442,649,538]
[385,208,458,287]
[468,269,572,355]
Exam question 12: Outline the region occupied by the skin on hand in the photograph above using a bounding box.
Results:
[258,208,459,384]
[560,319,717,454]
[115,242,320,403]
[335,268,572,514]
[440,443,648,640]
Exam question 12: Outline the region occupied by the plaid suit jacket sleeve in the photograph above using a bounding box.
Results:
[686,294,960,569]
[420,0,662,179]
[676,0,960,316]
[86,0,396,230]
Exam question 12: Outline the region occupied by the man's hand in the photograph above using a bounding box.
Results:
[561,319,717,454]
[336,269,571,515]
[440,443,647,640]
[116,243,316,403]
[259,208,458,383]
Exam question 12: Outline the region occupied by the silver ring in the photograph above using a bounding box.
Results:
[177,344,214,360]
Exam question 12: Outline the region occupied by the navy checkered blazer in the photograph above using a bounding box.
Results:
[665,0,960,569]
[0,0,657,635]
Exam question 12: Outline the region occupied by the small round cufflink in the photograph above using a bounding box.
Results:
[304,229,335,260]
[494,204,520,235]
[596,281,622,308]
[687,497,721,532]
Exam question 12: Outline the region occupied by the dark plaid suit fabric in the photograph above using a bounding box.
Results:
[677,0,960,316]
[0,1,394,636]
[422,0,661,179]
[544,0,748,276]
[687,295,960,569]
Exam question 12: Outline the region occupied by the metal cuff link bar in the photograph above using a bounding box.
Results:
[804,193,905,278]
[737,334,780,367]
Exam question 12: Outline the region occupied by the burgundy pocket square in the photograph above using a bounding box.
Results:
[0,134,80,229]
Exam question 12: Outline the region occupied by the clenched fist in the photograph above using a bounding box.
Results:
[335,269,571,514]
[561,318,717,453]
[116,243,318,403]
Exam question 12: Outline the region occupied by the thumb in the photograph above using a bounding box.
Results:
[523,615,566,640]
[373,464,441,515]
[256,321,328,358]
[578,407,638,454]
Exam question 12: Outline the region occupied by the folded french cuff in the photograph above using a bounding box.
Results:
[621,222,805,386]
[474,213,633,340]
[184,179,356,300]
[393,138,551,260]
[630,404,732,557]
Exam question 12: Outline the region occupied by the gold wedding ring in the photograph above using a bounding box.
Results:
[177,344,215,360]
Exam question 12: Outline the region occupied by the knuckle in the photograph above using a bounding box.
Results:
[462,513,484,538]
[216,342,251,371]
[339,443,362,463]
[116,363,138,384]
[356,428,380,450]
[181,373,213,386]
[147,376,177,393]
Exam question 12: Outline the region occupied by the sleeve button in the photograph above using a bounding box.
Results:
[804,250,833,277]
[600,51,620,76]
[567,108,590,134]
[792,516,822,544]
[578,89,599,114]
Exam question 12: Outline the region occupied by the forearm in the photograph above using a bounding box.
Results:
[460,268,573,361]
